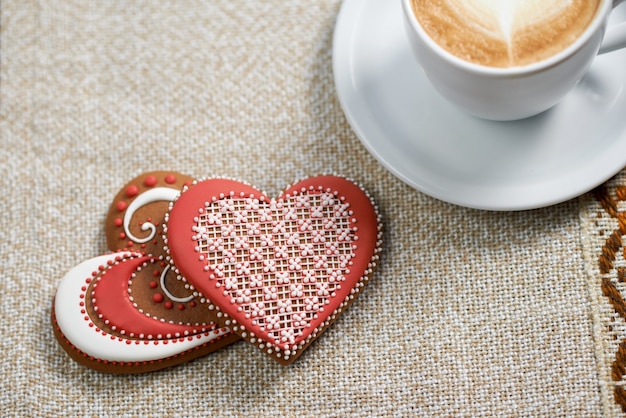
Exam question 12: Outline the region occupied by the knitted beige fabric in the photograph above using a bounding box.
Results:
[0,1,618,416]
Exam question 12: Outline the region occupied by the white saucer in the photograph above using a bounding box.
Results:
[333,0,626,211]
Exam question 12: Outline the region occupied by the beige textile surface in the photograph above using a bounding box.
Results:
[0,1,623,416]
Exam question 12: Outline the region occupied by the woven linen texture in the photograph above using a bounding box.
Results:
[0,0,608,415]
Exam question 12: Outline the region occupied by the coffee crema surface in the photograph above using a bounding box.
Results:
[411,0,601,68]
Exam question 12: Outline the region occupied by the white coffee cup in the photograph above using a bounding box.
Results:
[401,0,626,121]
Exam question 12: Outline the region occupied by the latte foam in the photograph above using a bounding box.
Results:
[411,0,600,67]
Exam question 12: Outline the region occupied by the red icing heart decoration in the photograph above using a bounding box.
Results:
[165,176,382,364]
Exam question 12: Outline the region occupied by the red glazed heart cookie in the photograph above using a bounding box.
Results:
[52,252,239,374]
[164,175,382,364]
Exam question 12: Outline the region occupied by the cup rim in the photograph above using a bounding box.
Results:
[402,0,612,76]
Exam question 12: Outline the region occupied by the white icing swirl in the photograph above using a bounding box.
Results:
[123,187,180,243]
[160,264,195,303]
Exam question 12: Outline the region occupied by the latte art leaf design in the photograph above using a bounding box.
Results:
[457,0,566,42]
[413,0,600,67]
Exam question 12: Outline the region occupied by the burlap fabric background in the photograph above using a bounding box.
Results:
[2,1,625,416]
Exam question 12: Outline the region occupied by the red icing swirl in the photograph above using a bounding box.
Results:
[91,254,206,338]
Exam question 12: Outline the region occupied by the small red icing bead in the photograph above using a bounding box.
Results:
[152,293,164,303]
[164,174,176,184]
[114,218,123,227]
[190,301,196,307]
[116,201,127,211]
[119,232,126,239]
[177,304,185,311]
[149,281,158,289]
[164,301,173,309]
[125,185,139,198]
[144,175,158,187]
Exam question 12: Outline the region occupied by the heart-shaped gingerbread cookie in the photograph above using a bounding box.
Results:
[164,176,382,364]
[52,171,238,373]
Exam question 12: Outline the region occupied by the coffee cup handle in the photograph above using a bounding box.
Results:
[599,0,626,53]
